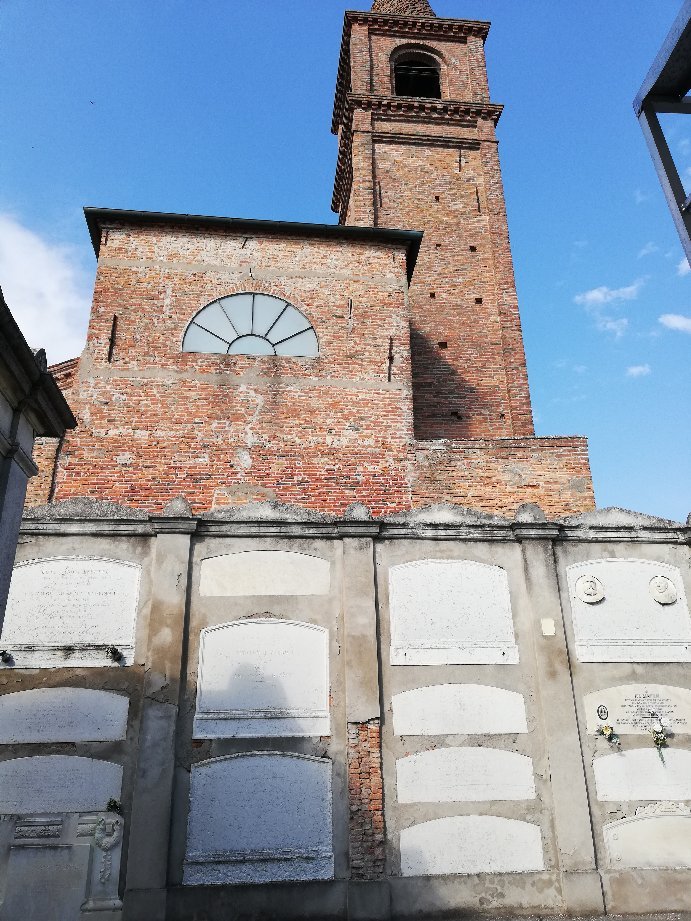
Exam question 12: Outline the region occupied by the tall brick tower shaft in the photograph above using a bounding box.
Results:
[332,0,534,440]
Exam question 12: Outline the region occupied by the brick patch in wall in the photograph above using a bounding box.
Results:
[348,720,385,880]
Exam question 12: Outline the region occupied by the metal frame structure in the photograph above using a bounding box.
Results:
[634,0,691,262]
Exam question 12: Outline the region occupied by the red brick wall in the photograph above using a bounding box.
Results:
[25,358,79,507]
[348,720,385,880]
[335,16,534,441]
[414,436,595,518]
[46,223,418,516]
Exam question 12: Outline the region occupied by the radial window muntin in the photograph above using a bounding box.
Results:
[182,292,319,357]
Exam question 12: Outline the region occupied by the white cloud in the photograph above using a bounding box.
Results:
[573,278,645,338]
[680,138,691,156]
[637,241,658,258]
[0,213,92,364]
[659,313,691,334]
[677,257,690,277]
[574,279,645,306]
[634,189,649,205]
[626,364,651,377]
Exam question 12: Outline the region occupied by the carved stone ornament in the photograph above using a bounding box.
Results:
[650,575,678,605]
[575,574,605,604]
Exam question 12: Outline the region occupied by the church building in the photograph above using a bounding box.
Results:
[0,2,690,920]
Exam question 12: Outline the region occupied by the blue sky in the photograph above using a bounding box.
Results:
[0,0,689,521]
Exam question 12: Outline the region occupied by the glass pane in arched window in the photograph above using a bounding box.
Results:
[183,293,319,358]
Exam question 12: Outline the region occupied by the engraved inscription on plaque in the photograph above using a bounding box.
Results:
[183,753,334,885]
[396,747,536,802]
[0,841,91,921]
[584,684,691,735]
[0,810,124,920]
[389,560,519,665]
[1,557,141,667]
[400,816,544,876]
[194,619,329,738]
[0,688,129,743]
[392,684,528,736]
[200,550,330,596]
[567,559,691,662]
[0,756,123,814]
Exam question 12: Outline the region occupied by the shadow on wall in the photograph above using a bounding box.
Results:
[409,326,485,440]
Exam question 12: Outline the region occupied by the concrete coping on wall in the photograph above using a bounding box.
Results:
[18,498,691,543]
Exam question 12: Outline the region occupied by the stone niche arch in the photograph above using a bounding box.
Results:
[400,815,544,876]
[0,688,129,743]
[1,557,141,668]
[193,619,329,738]
[392,684,528,736]
[396,747,536,803]
[0,756,123,814]
[199,550,330,597]
[566,559,691,662]
[183,753,333,885]
[389,559,518,664]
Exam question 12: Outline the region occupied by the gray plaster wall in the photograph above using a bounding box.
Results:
[0,500,689,920]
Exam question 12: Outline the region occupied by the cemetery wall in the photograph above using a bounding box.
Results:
[0,498,689,920]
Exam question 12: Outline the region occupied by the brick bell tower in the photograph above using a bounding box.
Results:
[332,0,534,440]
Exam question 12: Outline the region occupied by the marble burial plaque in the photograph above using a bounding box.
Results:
[0,842,90,921]
[397,747,535,802]
[0,688,129,743]
[194,619,329,738]
[392,684,528,736]
[567,559,691,662]
[389,560,519,665]
[0,756,123,814]
[400,815,544,876]
[584,684,691,735]
[200,550,330,596]
[604,805,691,869]
[594,749,691,801]
[2,557,141,667]
[183,753,333,885]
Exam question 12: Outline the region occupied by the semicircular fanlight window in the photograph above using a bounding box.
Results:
[182,293,319,357]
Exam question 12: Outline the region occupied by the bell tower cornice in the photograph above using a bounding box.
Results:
[332,12,491,134]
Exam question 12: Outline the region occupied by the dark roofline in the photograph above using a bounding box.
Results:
[84,208,423,282]
[0,287,76,435]
[634,0,691,115]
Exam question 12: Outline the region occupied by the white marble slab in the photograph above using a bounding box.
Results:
[389,560,519,665]
[584,684,691,735]
[392,684,527,736]
[400,815,544,876]
[194,619,329,738]
[0,688,129,742]
[183,753,333,885]
[397,747,535,802]
[594,749,691,801]
[567,559,691,662]
[0,839,91,921]
[604,805,691,868]
[2,557,141,667]
[200,551,330,596]
[0,756,123,814]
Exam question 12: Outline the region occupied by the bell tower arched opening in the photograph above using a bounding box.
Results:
[393,51,442,99]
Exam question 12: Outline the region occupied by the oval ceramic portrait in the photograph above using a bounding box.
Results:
[575,574,605,604]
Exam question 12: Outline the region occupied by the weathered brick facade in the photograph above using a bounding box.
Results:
[348,721,386,880]
[27,0,595,520]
